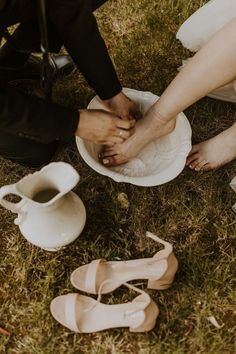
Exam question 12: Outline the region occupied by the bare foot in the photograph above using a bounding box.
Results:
[186,123,236,171]
[99,108,176,167]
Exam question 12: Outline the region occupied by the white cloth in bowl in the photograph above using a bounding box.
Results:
[111,131,182,178]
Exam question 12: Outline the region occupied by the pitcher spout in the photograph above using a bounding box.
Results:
[16,162,80,205]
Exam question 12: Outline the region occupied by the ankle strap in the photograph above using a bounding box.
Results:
[146,232,173,258]
[84,280,150,314]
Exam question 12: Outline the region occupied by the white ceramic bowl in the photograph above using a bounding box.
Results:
[76,88,192,187]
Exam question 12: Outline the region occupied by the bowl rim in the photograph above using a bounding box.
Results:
[76,88,192,187]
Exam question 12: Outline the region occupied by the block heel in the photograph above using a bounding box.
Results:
[130,300,159,332]
[147,253,178,290]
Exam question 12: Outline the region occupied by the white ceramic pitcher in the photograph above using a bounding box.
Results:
[0,162,86,251]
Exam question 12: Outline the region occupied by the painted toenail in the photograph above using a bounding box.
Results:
[102,159,109,165]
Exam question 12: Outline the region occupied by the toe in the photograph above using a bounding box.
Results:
[188,144,200,156]
[108,136,124,144]
[189,159,201,170]
[101,154,128,167]
[115,129,131,140]
[201,163,214,172]
[99,149,116,158]
[186,153,199,166]
[194,165,201,172]
[194,159,208,172]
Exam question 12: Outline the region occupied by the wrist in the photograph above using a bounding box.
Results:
[102,91,124,108]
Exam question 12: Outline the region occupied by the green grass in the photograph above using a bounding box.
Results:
[1,0,236,353]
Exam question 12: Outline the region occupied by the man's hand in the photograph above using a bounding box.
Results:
[76,109,135,145]
[103,91,142,121]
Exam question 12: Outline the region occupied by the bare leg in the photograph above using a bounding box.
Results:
[100,17,236,166]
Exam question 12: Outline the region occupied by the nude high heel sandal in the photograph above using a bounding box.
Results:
[146,233,178,290]
[70,232,178,294]
[50,282,159,333]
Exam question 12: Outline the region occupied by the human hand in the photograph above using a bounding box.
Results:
[76,109,135,145]
[103,91,142,121]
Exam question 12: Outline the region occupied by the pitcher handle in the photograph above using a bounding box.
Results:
[0,184,23,214]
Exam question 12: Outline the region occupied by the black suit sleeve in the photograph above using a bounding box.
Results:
[47,0,122,100]
[0,87,79,144]
[0,0,7,11]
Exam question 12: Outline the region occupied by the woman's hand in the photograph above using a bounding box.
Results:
[76,109,135,145]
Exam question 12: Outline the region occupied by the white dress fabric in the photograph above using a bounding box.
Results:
[177,0,236,52]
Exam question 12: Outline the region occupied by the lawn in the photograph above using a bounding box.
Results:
[0,0,236,353]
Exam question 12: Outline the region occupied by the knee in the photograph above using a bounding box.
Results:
[176,11,208,52]
[177,0,236,52]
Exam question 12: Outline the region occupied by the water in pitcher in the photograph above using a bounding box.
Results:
[33,188,59,203]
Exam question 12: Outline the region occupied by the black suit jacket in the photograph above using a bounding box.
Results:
[0,0,121,144]
[0,1,6,11]
[0,86,79,144]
